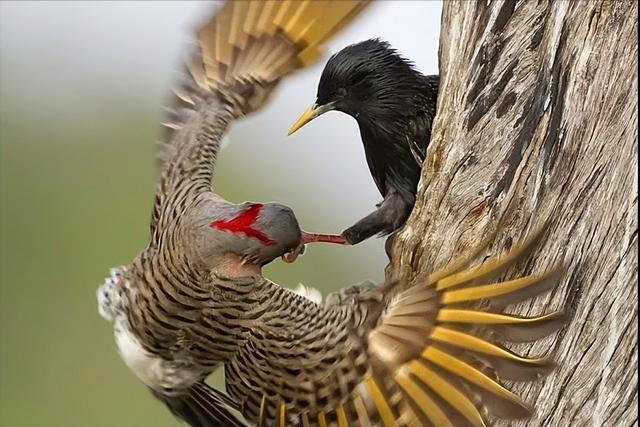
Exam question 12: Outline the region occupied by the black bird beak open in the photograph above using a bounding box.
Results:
[288,102,335,136]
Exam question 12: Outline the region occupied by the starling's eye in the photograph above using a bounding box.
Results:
[318,87,346,105]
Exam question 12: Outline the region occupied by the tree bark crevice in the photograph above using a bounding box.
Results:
[390,1,638,425]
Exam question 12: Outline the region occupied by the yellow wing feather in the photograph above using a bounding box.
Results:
[317,411,328,427]
[184,4,566,424]
[396,369,455,427]
[408,360,488,427]
[189,0,370,95]
[355,223,568,427]
[422,347,532,418]
[441,270,558,304]
[248,223,566,427]
[336,404,350,427]
[365,378,396,427]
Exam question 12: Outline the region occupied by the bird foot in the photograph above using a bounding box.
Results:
[341,227,361,245]
[282,231,348,263]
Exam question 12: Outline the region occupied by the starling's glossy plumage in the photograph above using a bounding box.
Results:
[289,39,439,248]
[98,3,568,427]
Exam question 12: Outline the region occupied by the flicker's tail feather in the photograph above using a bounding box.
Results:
[250,225,567,427]
[361,225,568,427]
[153,382,245,427]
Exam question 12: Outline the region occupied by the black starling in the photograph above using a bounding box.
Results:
[289,38,439,249]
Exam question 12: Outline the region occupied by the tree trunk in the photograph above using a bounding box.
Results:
[390,1,638,426]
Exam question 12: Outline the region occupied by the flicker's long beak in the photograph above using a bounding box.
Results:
[288,102,335,135]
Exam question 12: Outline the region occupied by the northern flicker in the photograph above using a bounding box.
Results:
[97,1,369,425]
[97,2,568,426]
[288,39,439,252]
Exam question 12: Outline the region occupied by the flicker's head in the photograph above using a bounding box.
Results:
[204,201,303,272]
[238,202,303,265]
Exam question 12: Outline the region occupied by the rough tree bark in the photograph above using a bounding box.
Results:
[390,1,638,426]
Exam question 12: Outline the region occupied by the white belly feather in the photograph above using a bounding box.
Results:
[113,320,200,393]
[97,267,200,394]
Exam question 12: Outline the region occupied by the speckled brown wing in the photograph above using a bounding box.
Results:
[150,0,371,243]
[238,225,568,427]
[130,2,371,425]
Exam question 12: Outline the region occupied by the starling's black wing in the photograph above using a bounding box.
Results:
[423,74,440,94]
[408,73,439,164]
[353,74,439,243]
[149,0,370,241]
[344,124,419,243]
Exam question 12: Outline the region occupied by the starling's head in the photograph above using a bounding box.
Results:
[289,38,422,135]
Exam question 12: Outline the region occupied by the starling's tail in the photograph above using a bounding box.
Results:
[153,381,245,427]
[186,0,370,113]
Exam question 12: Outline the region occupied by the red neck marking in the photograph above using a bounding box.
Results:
[210,203,275,245]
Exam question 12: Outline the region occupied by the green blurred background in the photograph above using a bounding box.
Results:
[0,1,440,426]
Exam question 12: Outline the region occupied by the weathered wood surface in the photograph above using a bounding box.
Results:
[390,1,638,426]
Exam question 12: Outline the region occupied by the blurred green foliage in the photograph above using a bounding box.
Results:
[0,2,398,424]
[0,78,380,427]
[0,104,176,426]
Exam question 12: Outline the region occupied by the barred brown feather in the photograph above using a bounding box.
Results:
[151,0,370,242]
[98,2,568,427]
[99,1,370,426]
[244,224,568,427]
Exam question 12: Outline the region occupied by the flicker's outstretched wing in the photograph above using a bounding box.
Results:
[361,227,567,427]
[150,0,370,241]
[229,224,568,426]
[153,381,245,427]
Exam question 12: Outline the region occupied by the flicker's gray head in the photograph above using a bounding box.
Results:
[248,202,303,264]
[186,196,303,273]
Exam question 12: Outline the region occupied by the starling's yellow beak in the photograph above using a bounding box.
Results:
[288,102,334,136]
